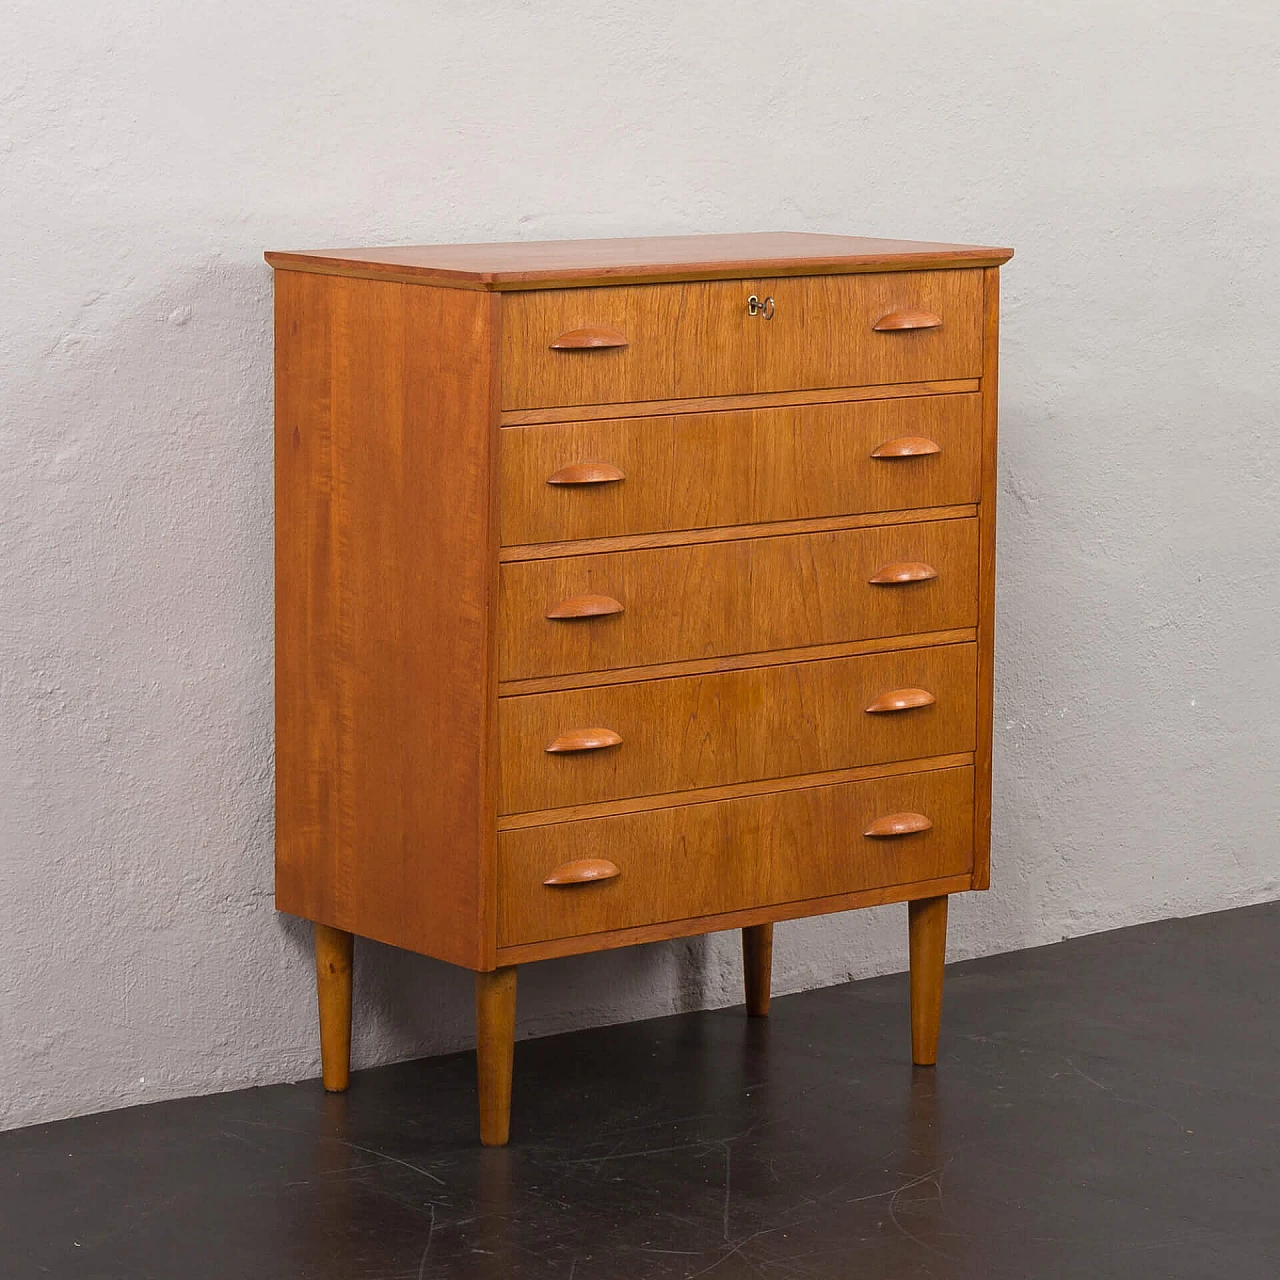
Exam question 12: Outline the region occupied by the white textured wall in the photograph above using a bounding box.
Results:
[3,1,1278,1131]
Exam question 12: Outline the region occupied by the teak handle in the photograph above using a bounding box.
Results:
[871,436,942,458]
[546,462,626,486]
[864,687,937,714]
[872,309,943,332]
[546,594,625,620]
[543,859,621,886]
[545,727,623,754]
[550,327,629,350]
[864,812,934,838]
[868,562,938,585]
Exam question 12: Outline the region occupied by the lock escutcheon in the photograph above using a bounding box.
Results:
[747,294,775,320]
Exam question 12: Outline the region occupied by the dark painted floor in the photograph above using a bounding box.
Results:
[4,903,1279,1279]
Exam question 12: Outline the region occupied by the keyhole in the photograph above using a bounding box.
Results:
[747,295,775,320]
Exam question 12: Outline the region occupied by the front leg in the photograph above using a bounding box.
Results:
[907,896,949,1065]
[475,967,518,1146]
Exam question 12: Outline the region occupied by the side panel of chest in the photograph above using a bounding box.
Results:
[274,272,500,967]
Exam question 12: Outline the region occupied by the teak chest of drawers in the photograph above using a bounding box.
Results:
[267,231,1013,1146]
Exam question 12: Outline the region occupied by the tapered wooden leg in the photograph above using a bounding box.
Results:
[314,924,354,1092]
[908,895,949,1066]
[475,967,518,1147]
[742,923,774,1017]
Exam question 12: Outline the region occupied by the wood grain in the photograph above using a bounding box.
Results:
[314,924,353,1092]
[742,923,773,1017]
[501,271,985,409]
[497,766,974,946]
[495,873,973,965]
[498,643,977,814]
[265,232,1014,291]
[273,269,499,968]
[972,267,1000,892]
[500,378,980,426]
[908,895,948,1065]
[499,393,981,545]
[498,517,979,680]
[475,968,517,1146]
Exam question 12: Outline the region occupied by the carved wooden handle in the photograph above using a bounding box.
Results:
[863,812,934,837]
[545,728,623,754]
[546,594,625,620]
[868,562,938,585]
[546,462,626,486]
[543,858,621,886]
[873,310,943,332]
[864,688,936,714]
[550,328,629,350]
[871,436,942,458]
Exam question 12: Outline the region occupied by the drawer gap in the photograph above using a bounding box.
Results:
[498,752,974,831]
[499,378,981,426]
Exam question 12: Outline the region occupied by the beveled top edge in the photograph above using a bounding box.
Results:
[264,231,1014,290]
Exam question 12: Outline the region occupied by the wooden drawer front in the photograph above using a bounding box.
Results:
[499,643,976,814]
[501,271,983,410]
[499,766,974,945]
[500,393,981,546]
[499,517,978,681]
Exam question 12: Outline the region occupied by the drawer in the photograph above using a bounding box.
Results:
[499,392,981,546]
[501,271,984,410]
[499,517,979,681]
[498,765,975,946]
[499,642,976,814]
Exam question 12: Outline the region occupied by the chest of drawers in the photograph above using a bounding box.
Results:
[267,231,1013,1145]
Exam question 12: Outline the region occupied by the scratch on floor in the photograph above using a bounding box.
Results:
[681,1225,788,1280]
[333,1141,448,1187]
[843,1164,942,1209]
[415,1204,436,1280]
[559,1139,717,1166]
[720,1142,732,1241]
[886,1167,952,1262]
[1061,1056,1191,1135]
[222,1119,447,1186]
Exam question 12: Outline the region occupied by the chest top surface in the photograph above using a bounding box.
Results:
[265,231,1013,290]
